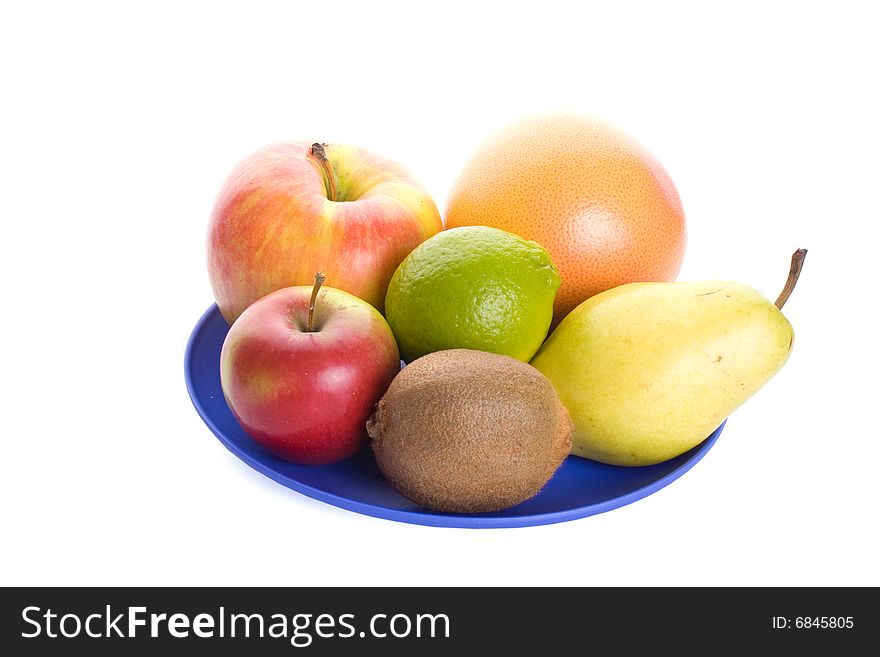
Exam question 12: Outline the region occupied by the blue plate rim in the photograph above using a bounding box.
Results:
[185,304,723,529]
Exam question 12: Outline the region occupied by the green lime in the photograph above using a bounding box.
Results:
[385,226,561,362]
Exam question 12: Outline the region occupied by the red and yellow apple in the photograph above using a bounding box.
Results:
[220,275,400,465]
[208,141,443,324]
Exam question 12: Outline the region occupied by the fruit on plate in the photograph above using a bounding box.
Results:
[531,250,807,466]
[208,142,443,324]
[445,113,686,325]
[367,349,572,513]
[220,274,400,465]
[384,226,560,362]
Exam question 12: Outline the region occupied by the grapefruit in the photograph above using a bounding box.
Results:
[445,114,687,325]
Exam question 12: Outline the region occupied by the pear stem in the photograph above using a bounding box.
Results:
[309,143,338,202]
[307,272,325,332]
[774,249,807,310]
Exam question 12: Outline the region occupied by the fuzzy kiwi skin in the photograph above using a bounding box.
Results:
[367,349,573,513]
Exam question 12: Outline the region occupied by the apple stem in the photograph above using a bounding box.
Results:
[307,272,326,332]
[309,143,338,202]
[774,248,807,310]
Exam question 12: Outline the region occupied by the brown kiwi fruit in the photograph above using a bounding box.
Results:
[366,349,573,513]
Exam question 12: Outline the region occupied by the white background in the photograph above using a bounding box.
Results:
[2,1,878,587]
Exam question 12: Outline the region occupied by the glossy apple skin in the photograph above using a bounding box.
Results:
[208,141,443,324]
[220,285,400,465]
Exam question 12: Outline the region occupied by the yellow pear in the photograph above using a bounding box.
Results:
[531,250,806,466]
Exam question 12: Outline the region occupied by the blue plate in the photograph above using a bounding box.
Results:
[185,304,723,528]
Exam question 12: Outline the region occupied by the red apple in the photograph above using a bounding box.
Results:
[220,274,400,465]
[207,141,443,324]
